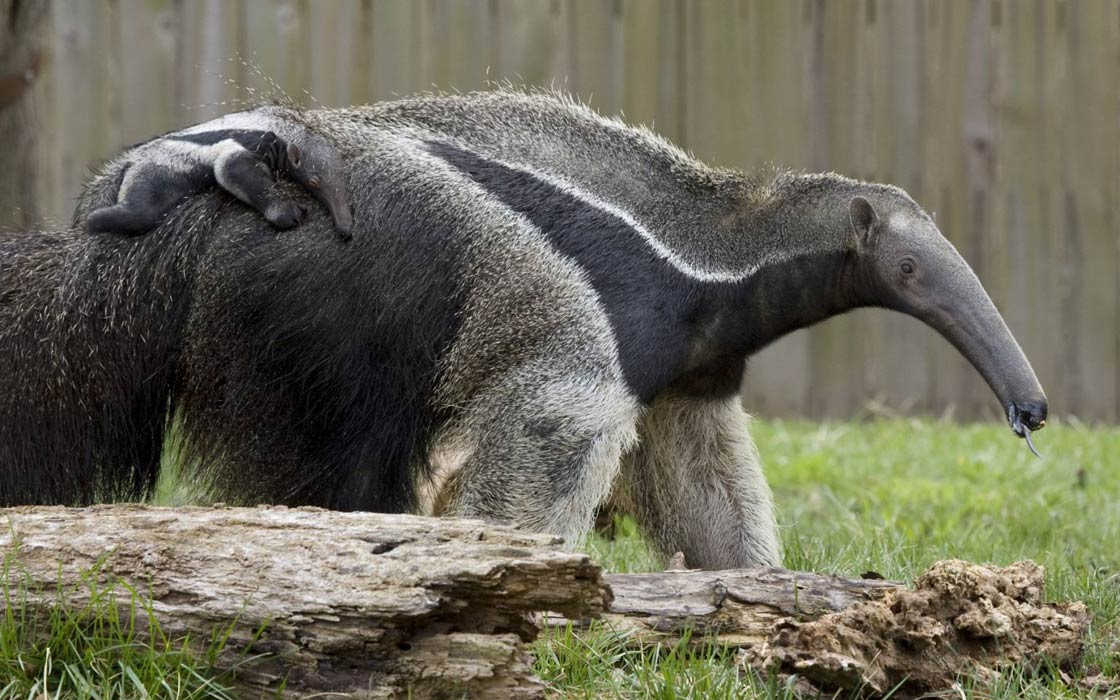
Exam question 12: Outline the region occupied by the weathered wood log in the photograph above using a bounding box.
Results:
[0,505,610,699]
[600,567,900,647]
[595,561,1090,698]
[2,506,1093,699]
[746,560,1090,696]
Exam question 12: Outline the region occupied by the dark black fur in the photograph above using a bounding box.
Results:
[173,155,467,511]
[0,203,212,504]
[428,140,713,401]
[0,142,465,509]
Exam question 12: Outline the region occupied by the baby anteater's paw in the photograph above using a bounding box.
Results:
[265,201,307,230]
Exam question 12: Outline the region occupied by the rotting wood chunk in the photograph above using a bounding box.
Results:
[745,560,1090,698]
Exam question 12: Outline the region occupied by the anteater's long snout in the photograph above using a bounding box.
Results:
[924,288,1047,432]
[897,249,1047,444]
[320,187,353,240]
[333,201,354,238]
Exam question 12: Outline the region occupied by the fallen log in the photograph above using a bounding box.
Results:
[596,560,1090,697]
[1,506,1093,699]
[745,560,1090,696]
[600,567,900,647]
[0,505,609,699]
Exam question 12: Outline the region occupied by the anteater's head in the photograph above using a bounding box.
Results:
[285,133,354,240]
[845,191,1047,450]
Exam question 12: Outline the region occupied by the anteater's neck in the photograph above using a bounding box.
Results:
[746,176,869,352]
[669,177,863,396]
[733,247,857,355]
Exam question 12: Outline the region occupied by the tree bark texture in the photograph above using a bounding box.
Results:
[0,0,49,228]
[0,505,609,699]
[600,567,899,647]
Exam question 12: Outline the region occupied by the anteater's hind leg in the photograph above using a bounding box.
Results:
[213,149,306,230]
[86,203,166,235]
[86,164,187,235]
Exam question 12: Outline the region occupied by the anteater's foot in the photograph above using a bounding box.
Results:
[265,201,307,230]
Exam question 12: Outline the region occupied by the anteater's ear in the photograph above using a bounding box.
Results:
[849,196,880,246]
[287,142,303,169]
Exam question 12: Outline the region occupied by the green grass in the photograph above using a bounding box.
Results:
[3,419,1117,698]
[539,418,1120,699]
[0,555,267,700]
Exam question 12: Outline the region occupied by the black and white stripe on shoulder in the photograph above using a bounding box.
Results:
[427,139,743,401]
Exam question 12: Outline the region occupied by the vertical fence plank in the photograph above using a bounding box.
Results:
[429,0,493,93]
[741,0,813,418]
[49,1,113,225]
[309,0,361,106]
[492,0,564,88]
[992,0,1031,418]
[805,0,857,419]
[620,0,659,128]
[564,0,622,112]
[652,0,685,144]
[242,0,307,105]
[116,0,178,143]
[872,0,928,415]
[173,0,244,121]
[1111,0,1120,423]
[370,0,424,100]
[959,0,995,418]
[683,0,746,169]
[927,2,973,417]
[1067,0,1117,421]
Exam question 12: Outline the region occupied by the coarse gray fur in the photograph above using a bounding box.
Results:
[86,105,353,238]
[0,91,1046,570]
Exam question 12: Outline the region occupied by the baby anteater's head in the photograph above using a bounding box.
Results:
[285,131,353,239]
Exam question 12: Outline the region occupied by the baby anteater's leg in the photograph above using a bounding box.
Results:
[86,203,165,235]
[213,149,306,229]
[86,163,187,235]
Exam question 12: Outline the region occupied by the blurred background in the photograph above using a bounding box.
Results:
[2,0,1118,423]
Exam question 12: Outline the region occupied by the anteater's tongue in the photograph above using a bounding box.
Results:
[1008,405,1043,459]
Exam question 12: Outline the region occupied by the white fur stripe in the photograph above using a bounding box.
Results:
[481,155,758,283]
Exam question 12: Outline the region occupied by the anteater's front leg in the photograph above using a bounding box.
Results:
[615,394,781,569]
[213,149,306,230]
[431,361,642,545]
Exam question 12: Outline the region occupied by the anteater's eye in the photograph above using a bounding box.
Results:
[309,176,321,188]
[900,258,916,276]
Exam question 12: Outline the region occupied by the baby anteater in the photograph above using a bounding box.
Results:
[87,107,353,239]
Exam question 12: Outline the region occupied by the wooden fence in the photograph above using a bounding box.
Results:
[30,0,1120,422]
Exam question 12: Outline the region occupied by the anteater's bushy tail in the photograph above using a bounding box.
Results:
[0,194,214,506]
[1,120,463,512]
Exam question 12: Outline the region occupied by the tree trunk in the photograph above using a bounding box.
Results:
[0,0,49,228]
[0,505,610,699]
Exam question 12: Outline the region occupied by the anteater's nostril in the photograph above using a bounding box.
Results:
[1024,401,1048,431]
